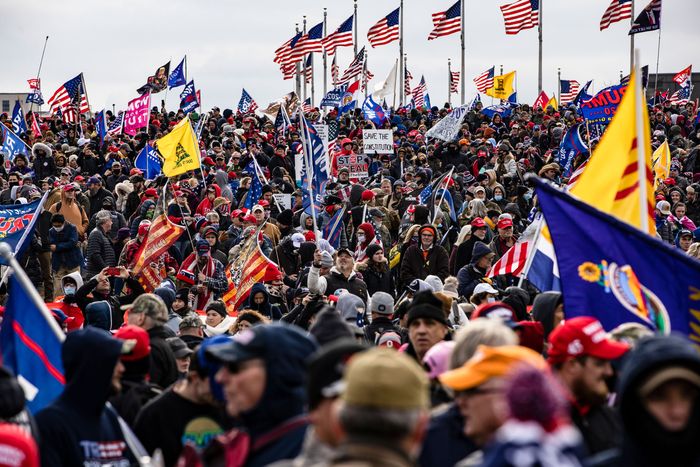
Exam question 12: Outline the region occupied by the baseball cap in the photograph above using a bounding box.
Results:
[473,283,499,295]
[291,233,305,248]
[547,316,629,365]
[679,229,693,238]
[196,239,211,256]
[497,218,513,229]
[306,340,367,410]
[377,331,402,349]
[656,200,671,216]
[114,325,151,361]
[120,294,168,324]
[370,291,394,316]
[179,313,204,331]
[342,348,429,410]
[62,184,75,192]
[166,337,194,359]
[471,301,519,328]
[471,217,487,229]
[439,345,547,391]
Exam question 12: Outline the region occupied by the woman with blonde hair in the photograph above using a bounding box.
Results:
[687,242,700,259]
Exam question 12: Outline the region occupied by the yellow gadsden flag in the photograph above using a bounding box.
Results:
[570,70,655,234]
[157,116,201,177]
[546,94,557,109]
[652,140,671,189]
[485,71,516,100]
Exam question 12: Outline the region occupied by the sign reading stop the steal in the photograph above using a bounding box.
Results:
[337,153,370,178]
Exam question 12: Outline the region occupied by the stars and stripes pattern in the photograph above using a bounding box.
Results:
[450,71,460,93]
[274,32,304,68]
[322,15,354,56]
[559,80,580,104]
[367,7,400,47]
[567,159,589,189]
[429,0,462,40]
[296,22,325,57]
[237,88,259,114]
[473,66,495,93]
[302,98,314,113]
[107,112,125,136]
[47,74,89,119]
[413,76,427,108]
[361,67,375,92]
[487,241,530,278]
[668,85,692,105]
[331,56,340,85]
[281,62,296,80]
[599,0,633,30]
[404,68,413,96]
[304,55,313,83]
[500,0,539,35]
[336,47,366,85]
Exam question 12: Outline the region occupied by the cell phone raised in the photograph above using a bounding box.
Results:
[105,267,121,277]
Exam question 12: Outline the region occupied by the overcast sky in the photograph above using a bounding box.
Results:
[2,0,698,113]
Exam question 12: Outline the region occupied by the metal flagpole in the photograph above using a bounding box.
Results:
[80,72,94,119]
[399,0,404,106]
[311,54,316,107]
[29,36,49,115]
[629,0,635,74]
[557,67,561,105]
[432,168,455,224]
[295,23,302,99]
[538,0,543,94]
[393,58,398,109]
[634,49,649,234]
[460,0,466,105]
[302,17,308,102]
[448,59,452,107]
[517,214,544,288]
[405,54,409,101]
[300,106,320,237]
[653,27,662,98]
[323,8,328,98]
[353,0,358,55]
[363,54,369,102]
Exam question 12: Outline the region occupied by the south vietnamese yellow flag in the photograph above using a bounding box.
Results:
[652,140,671,189]
[157,116,201,177]
[570,70,655,234]
[485,71,516,100]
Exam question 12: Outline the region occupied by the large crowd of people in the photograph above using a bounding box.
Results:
[0,93,699,466]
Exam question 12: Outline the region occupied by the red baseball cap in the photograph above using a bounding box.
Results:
[62,184,75,192]
[497,218,513,229]
[243,214,257,223]
[663,177,676,186]
[471,217,487,228]
[144,188,158,197]
[115,325,151,362]
[258,199,270,208]
[547,316,629,365]
[74,175,85,182]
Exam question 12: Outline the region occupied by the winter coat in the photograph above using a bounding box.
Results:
[457,242,492,298]
[215,169,234,202]
[530,291,562,343]
[245,283,283,320]
[329,441,415,467]
[86,226,116,277]
[129,199,156,238]
[75,276,144,329]
[49,222,83,271]
[147,325,179,389]
[355,261,394,297]
[419,403,477,467]
[309,266,369,305]
[87,187,113,219]
[399,243,450,290]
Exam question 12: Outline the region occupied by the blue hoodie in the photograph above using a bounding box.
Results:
[245,283,282,320]
[35,328,139,466]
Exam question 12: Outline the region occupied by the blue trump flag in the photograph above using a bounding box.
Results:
[320,84,349,107]
[362,95,388,127]
[322,205,346,249]
[557,124,588,177]
[579,84,626,125]
[534,178,700,338]
[0,269,65,413]
[169,57,187,88]
[0,194,47,266]
[244,161,263,210]
[12,101,27,135]
[435,188,457,223]
[95,110,107,144]
[300,116,329,215]
[134,144,162,180]
[1,125,29,161]
[180,80,199,114]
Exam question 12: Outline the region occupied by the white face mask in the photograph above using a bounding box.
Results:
[487,296,496,303]
[357,234,366,243]
[64,285,76,295]
[53,225,64,232]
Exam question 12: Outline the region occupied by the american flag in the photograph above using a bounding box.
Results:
[304,54,313,84]
[336,47,366,85]
[559,80,580,104]
[328,119,339,154]
[274,32,303,67]
[567,158,589,189]
[413,76,427,108]
[500,0,539,35]
[473,66,495,93]
[487,241,530,278]
[429,1,461,40]
[331,55,340,85]
[322,15,354,56]
[47,74,89,119]
[302,98,314,113]
[238,88,258,114]
[404,67,413,96]
[368,7,400,47]
[281,63,297,80]
[450,71,460,93]
[107,112,124,136]
[599,0,633,30]
[673,65,692,85]
[361,67,375,92]
[295,22,325,59]
[668,85,692,105]
[244,161,264,209]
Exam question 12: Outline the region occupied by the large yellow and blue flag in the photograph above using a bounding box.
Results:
[535,178,700,339]
[158,116,201,177]
[485,71,516,100]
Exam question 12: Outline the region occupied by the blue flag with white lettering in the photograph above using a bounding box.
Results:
[300,116,329,215]
[1,125,28,161]
[0,194,47,266]
[134,144,162,180]
[169,57,187,88]
[11,101,27,135]
[535,178,700,338]
[180,81,199,114]
[25,91,44,105]
[320,84,349,107]
[95,110,107,145]
[557,124,588,177]
[362,95,388,127]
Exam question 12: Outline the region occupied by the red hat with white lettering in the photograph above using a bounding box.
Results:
[547,316,629,365]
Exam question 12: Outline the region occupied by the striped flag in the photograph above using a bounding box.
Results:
[559,80,580,104]
[404,67,413,96]
[322,15,354,56]
[413,76,427,108]
[367,7,400,47]
[429,1,461,40]
[337,47,366,85]
[47,74,89,120]
[322,205,346,249]
[294,22,324,60]
[668,85,692,105]
[473,67,495,94]
[237,88,259,114]
[107,112,124,136]
[600,0,633,30]
[450,71,460,93]
[302,98,314,113]
[274,32,303,67]
[567,158,589,189]
[304,54,314,84]
[132,186,186,292]
[281,62,297,80]
[500,0,539,35]
[331,56,340,85]
[31,113,42,137]
[487,241,530,278]
[673,65,692,85]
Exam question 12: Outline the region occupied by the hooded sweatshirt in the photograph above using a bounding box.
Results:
[48,190,89,237]
[531,292,562,343]
[335,293,366,325]
[245,283,282,320]
[35,328,139,466]
[215,170,234,202]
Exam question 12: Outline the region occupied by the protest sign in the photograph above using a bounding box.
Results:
[579,84,626,126]
[337,153,370,178]
[124,93,151,135]
[273,193,292,210]
[362,129,393,154]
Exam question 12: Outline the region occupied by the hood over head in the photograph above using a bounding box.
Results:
[531,291,562,341]
[335,293,365,324]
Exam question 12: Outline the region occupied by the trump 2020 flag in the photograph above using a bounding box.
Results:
[0,271,65,413]
[134,144,162,180]
[557,124,588,177]
[95,110,107,144]
[534,177,700,337]
[0,125,29,161]
[168,57,187,89]
[362,95,388,127]
[0,193,48,266]
[11,101,27,135]
[180,81,199,114]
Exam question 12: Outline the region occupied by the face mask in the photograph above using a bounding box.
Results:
[357,234,366,243]
[523,192,532,201]
[145,211,154,220]
[487,297,496,303]
[9,182,18,188]
[53,225,64,232]
[494,195,503,201]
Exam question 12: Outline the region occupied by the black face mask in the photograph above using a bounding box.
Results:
[8,181,18,188]
[112,169,121,175]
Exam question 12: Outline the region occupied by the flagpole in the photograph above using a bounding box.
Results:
[29,36,49,115]
[323,8,328,99]
[311,55,316,107]
[295,23,302,99]
[393,58,398,110]
[80,72,93,119]
[653,28,662,98]
[460,0,466,105]
[448,59,452,107]
[299,108,320,238]
[353,0,358,55]
[634,49,649,235]
[399,0,404,106]
[537,0,543,94]
[432,168,455,224]
[517,214,544,288]
[302,17,308,102]
[557,67,561,106]
[629,0,635,74]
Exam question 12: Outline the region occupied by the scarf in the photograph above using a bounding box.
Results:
[177,252,216,310]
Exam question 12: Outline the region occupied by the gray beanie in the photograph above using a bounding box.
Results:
[370,292,395,316]
[320,250,334,268]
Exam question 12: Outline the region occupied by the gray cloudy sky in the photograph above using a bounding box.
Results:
[2,0,698,113]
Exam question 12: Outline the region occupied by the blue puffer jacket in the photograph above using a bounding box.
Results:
[49,222,83,271]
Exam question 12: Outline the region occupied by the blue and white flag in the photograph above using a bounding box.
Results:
[25,91,44,105]
[237,88,259,115]
[11,101,27,135]
[0,193,47,266]
[168,57,187,88]
[469,94,481,110]
[435,188,457,223]
[300,116,329,215]
[0,269,65,413]
[425,104,469,142]
[321,84,349,107]
[0,125,29,161]
[95,110,107,144]
[180,80,199,114]
[362,95,388,127]
[424,93,432,109]
[572,80,593,106]
[134,144,162,180]
[557,124,588,177]
[322,205,346,249]
[481,104,512,119]
[244,161,263,210]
